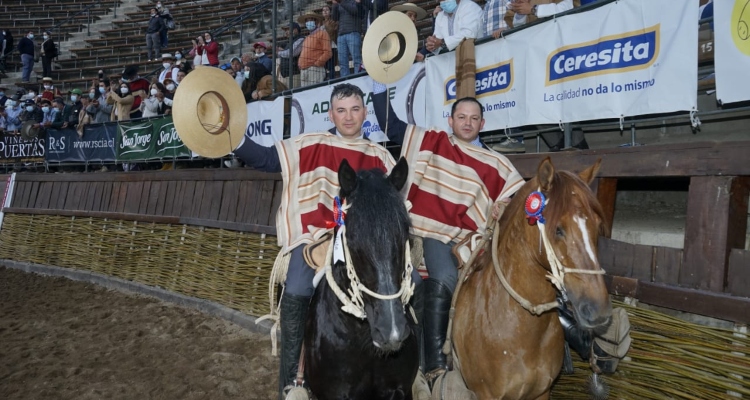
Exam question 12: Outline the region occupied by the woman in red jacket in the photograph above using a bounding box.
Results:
[198,32,219,67]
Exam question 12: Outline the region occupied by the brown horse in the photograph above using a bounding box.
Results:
[451,158,612,400]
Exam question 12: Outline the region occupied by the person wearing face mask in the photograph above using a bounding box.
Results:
[107,82,138,121]
[40,99,57,129]
[229,57,245,86]
[67,89,84,128]
[41,77,63,102]
[50,97,73,129]
[198,32,219,67]
[89,78,114,123]
[20,99,44,129]
[121,65,150,118]
[174,50,188,70]
[251,42,272,72]
[146,7,165,62]
[0,105,6,135]
[240,62,287,103]
[5,95,24,134]
[41,30,57,78]
[17,31,36,83]
[157,53,180,84]
[425,0,483,55]
[141,82,167,118]
[155,1,172,47]
[298,13,332,86]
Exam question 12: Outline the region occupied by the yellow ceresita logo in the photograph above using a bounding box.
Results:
[733,0,750,55]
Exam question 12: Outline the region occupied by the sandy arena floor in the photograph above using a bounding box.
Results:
[0,266,279,400]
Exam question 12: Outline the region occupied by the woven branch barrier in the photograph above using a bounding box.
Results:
[1,213,749,398]
[0,213,279,317]
[552,301,750,399]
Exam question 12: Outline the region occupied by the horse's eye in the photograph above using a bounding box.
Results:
[556,227,565,237]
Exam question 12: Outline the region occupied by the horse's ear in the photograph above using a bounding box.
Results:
[578,158,602,186]
[538,157,555,192]
[338,159,357,194]
[388,157,409,191]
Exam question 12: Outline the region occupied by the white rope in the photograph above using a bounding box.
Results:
[256,250,292,356]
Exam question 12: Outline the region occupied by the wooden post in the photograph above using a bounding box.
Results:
[681,176,750,291]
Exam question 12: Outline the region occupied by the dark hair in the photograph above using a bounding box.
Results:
[330,83,365,107]
[100,78,111,87]
[451,97,484,120]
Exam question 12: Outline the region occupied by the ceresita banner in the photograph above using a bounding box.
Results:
[425,0,698,131]
[714,0,750,104]
[290,63,426,141]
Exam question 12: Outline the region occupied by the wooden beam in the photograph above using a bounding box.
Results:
[507,141,750,178]
[11,168,282,183]
[681,176,750,291]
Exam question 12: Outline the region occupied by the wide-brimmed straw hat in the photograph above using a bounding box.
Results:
[297,13,324,25]
[390,2,428,20]
[172,67,247,158]
[362,11,418,84]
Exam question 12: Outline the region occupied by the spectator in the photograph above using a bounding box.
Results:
[321,5,339,79]
[107,82,137,121]
[141,82,167,118]
[77,99,95,138]
[69,89,83,128]
[332,0,365,76]
[146,8,164,61]
[481,0,509,39]
[391,2,429,62]
[158,53,180,84]
[199,32,219,67]
[24,88,38,104]
[253,42,273,72]
[276,23,304,88]
[162,77,176,114]
[425,0,482,55]
[1,29,13,73]
[40,30,57,78]
[175,69,187,85]
[0,105,6,134]
[174,50,188,70]
[191,35,207,66]
[90,79,113,123]
[507,0,580,27]
[241,63,287,103]
[0,84,9,107]
[230,56,244,86]
[5,95,23,133]
[18,31,36,83]
[20,99,43,126]
[41,77,63,102]
[121,65,150,118]
[50,97,73,129]
[156,1,172,47]
[298,13,332,86]
[40,98,56,126]
[241,52,253,66]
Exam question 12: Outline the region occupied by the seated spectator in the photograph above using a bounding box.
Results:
[158,53,180,84]
[76,95,94,137]
[506,0,580,28]
[241,63,288,103]
[107,82,137,121]
[253,42,273,72]
[298,13,332,86]
[391,2,430,62]
[175,69,187,85]
[121,64,150,119]
[426,0,482,55]
[0,84,8,108]
[68,89,84,129]
[141,82,167,118]
[41,77,63,102]
[332,0,365,76]
[276,23,305,88]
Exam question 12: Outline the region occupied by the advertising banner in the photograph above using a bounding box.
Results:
[425,0,698,131]
[46,125,117,163]
[291,63,426,141]
[118,120,156,161]
[152,116,191,159]
[0,133,46,164]
[714,0,750,104]
[245,97,285,145]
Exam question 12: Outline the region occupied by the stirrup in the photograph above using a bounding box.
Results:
[283,384,311,400]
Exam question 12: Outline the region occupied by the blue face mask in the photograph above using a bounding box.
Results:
[26,106,34,112]
[42,106,50,113]
[440,0,458,14]
[305,21,316,31]
[0,92,4,97]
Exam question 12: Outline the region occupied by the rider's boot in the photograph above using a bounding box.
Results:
[410,283,431,399]
[423,278,452,387]
[278,293,310,399]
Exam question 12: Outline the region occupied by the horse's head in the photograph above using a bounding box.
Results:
[338,157,412,352]
[521,158,612,332]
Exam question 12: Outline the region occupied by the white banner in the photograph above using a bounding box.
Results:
[291,63,426,141]
[426,0,698,131]
[714,0,750,104]
[245,97,285,145]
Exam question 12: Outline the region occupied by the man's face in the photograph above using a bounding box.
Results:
[231,60,242,72]
[328,95,367,139]
[448,100,485,143]
[54,102,64,111]
[176,71,186,82]
[405,11,417,23]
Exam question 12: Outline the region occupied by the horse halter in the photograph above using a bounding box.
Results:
[493,190,606,316]
[323,198,415,320]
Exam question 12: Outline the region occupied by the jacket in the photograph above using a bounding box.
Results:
[146,15,164,34]
[17,37,35,56]
[332,0,365,36]
[107,90,135,121]
[432,0,483,54]
[198,41,219,65]
[42,38,56,58]
[299,29,332,70]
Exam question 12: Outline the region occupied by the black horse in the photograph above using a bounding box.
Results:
[304,158,419,400]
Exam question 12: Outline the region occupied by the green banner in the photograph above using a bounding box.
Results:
[152,116,190,159]
[117,121,156,161]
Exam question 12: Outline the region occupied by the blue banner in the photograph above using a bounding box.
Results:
[46,124,117,163]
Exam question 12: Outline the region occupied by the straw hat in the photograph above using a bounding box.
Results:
[21,120,42,140]
[297,13,324,25]
[172,67,247,158]
[390,2,428,20]
[362,11,418,84]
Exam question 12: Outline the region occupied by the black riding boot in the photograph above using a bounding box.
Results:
[423,279,452,378]
[410,282,426,371]
[278,293,310,399]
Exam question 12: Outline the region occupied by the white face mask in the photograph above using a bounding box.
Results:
[205,38,212,42]
[44,85,51,90]
[43,35,49,40]
[255,52,264,57]
[70,95,78,102]
[157,3,162,8]
[305,21,316,31]
[26,106,34,112]
[150,88,158,96]
[28,34,34,39]
[175,53,182,60]
[244,71,250,79]
[42,106,50,113]
[166,83,175,91]
[28,92,36,97]
[121,87,129,94]
[162,62,171,69]
[89,92,96,99]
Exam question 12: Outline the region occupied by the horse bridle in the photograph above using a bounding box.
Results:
[492,190,606,316]
[322,200,415,320]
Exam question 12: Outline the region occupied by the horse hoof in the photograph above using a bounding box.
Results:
[412,370,431,400]
[284,387,311,400]
[430,371,477,400]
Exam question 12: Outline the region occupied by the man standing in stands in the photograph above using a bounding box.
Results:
[0,29,13,73]
[425,0,482,55]
[156,1,172,47]
[332,0,365,76]
[372,80,524,386]
[146,8,164,62]
[18,31,36,83]
[41,30,57,79]
[298,13,331,86]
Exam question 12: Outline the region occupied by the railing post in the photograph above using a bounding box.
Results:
[563,122,572,148]
[272,0,277,93]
